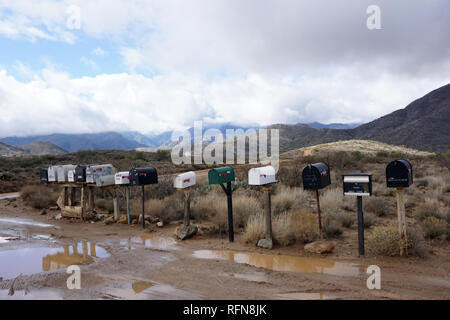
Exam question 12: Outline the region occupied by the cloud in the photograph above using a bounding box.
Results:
[91,47,105,56]
[0,66,447,137]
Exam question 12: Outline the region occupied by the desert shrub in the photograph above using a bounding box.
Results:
[319,188,352,213]
[376,150,389,158]
[415,179,429,188]
[338,213,355,228]
[415,199,443,221]
[364,197,389,217]
[271,185,308,214]
[21,185,57,209]
[243,210,319,245]
[145,197,184,224]
[421,217,447,239]
[96,198,114,213]
[367,226,401,256]
[277,166,302,187]
[232,196,262,228]
[147,177,175,199]
[155,149,171,161]
[322,213,343,238]
[363,212,377,228]
[406,227,427,257]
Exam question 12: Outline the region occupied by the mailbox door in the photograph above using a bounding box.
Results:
[40,169,48,184]
[302,166,319,190]
[386,160,413,188]
[75,166,86,182]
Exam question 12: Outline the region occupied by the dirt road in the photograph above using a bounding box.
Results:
[0,196,449,300]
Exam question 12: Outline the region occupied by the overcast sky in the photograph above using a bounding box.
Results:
[0,0,449,137]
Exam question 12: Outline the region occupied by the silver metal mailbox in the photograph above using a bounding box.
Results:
[68,169,76,182]
[56,165,76,183]
[115,171,130,185]
[86,164,116,184]
[47,166,59,182]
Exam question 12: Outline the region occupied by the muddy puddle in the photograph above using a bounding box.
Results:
[118,235,177,251]
[228,272,268,283]
[0,241,109,279]
[103,281,201,300]
[194,250,361,277]
[276,292,335,300]
[0,218,57,229]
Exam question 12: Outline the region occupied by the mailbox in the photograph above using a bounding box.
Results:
[40,169,48,184]
[343,173,372,196]
[96,175,116,187]
[115,171,130,185]
[248,166,276,186]
[174,171,196,189]
[86,164,116,184]
[68,170,76,183]
[208,166,235,185]
[75,165,87,183]
[57,165,77,183]
[302,162,331,190]
[47,166,59,182]
[386,159,413,188]
[129,168,158,186]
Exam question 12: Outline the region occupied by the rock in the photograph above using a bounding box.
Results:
[95,213,105,221]
[54,213,62,220]
[177,225,198,240]
[257,238,273,249]
[156,221,164,228]
[196,223,216,236]
[119,215,128,224]
[304,240,335,254]
[104,216,115,225]
[174,226,182,236]
[131,219,138,225]
[40,210,47,215]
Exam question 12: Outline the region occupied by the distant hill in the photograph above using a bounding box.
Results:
[0,142,25,156]
[270,84,450,152]
[19,141,67,155]
[0,132,145,152]
[304,122,362,129]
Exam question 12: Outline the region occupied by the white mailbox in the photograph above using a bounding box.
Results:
[47,166,59,182]
[57,165,76,183]
[248,166,276,186]
[174,171,196,189]
[96,175,116,187]
[115,171,130,185]
[68,169,76,183]
[86,164,116,184]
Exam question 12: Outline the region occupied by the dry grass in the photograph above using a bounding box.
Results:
[243,210,319,245]
[271,185,308,215]
[364,197,390,217]
[20,185,58,209]
[367,225,402,256]
[421,217,447,239]
[319,188,352,213]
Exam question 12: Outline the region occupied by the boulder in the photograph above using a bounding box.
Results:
[104,216,115,225]
[177,225,198,240]
[156,221,164,228]
[119,215,128,224]
[304,240,335,254]
[257,238,273,249]
[54,213,62,220]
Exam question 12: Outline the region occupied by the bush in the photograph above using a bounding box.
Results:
[156,149,171,161]
[322,214,343,238]
[367,226,401,256]
[421,217,447,239]
[364,198,389,217]
[364,212,377,228]
[271,185,308,214]
[21,185,57,209]
[338,213,354,228]
[96,198,114,213]
[277,166,302,187]
[415,199,443,221]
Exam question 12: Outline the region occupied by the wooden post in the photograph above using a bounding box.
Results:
[67,187,73,206]
[113,191,120,221]
[61,187,67,207]
[315,189,323,239]
[396,188,408,256]
[263,185,273,240]
[183,187,191,227]
[80,186,85,221]
[126,186,131,225]
[88,187,94,212]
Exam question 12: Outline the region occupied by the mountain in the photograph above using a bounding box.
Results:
[352,84,450,152]
[305,122,362,129]
[0,142,25,156]
[0,132,145,153]
[19,141,67,155]
[269,84,450,152]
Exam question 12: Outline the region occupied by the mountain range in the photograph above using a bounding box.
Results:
[0,83,448,155]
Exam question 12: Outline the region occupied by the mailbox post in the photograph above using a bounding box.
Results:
[386,159,413,256]
[302,162,331,238]
[249,166,277,245]
[174,171,196,227]
[115,171,131,224]
[209,166,235,242]
[343,173,372,256]
[129,167,158,229]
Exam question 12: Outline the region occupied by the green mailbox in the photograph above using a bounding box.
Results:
[208,166,235,242]
[208,166,235,185]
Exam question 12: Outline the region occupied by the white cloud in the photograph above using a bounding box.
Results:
[120,47,144,73]
[0,67,447,137]
[92,47,105,56]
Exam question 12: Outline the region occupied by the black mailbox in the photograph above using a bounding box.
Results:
[40,169,48,184]
[386,159,413,188]
[75,165,87,183]
[129,167,158,186]
[302,162,331,190]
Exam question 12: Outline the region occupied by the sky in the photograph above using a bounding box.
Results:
[0,0,449,137]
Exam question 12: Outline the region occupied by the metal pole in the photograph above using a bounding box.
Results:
[142,185,145,229]
[264,186,272,239]
[226,181,234,242]
[126,186,131,225]
[357,196,365,256]
[315,189,323,239]
[184,188,191,227]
